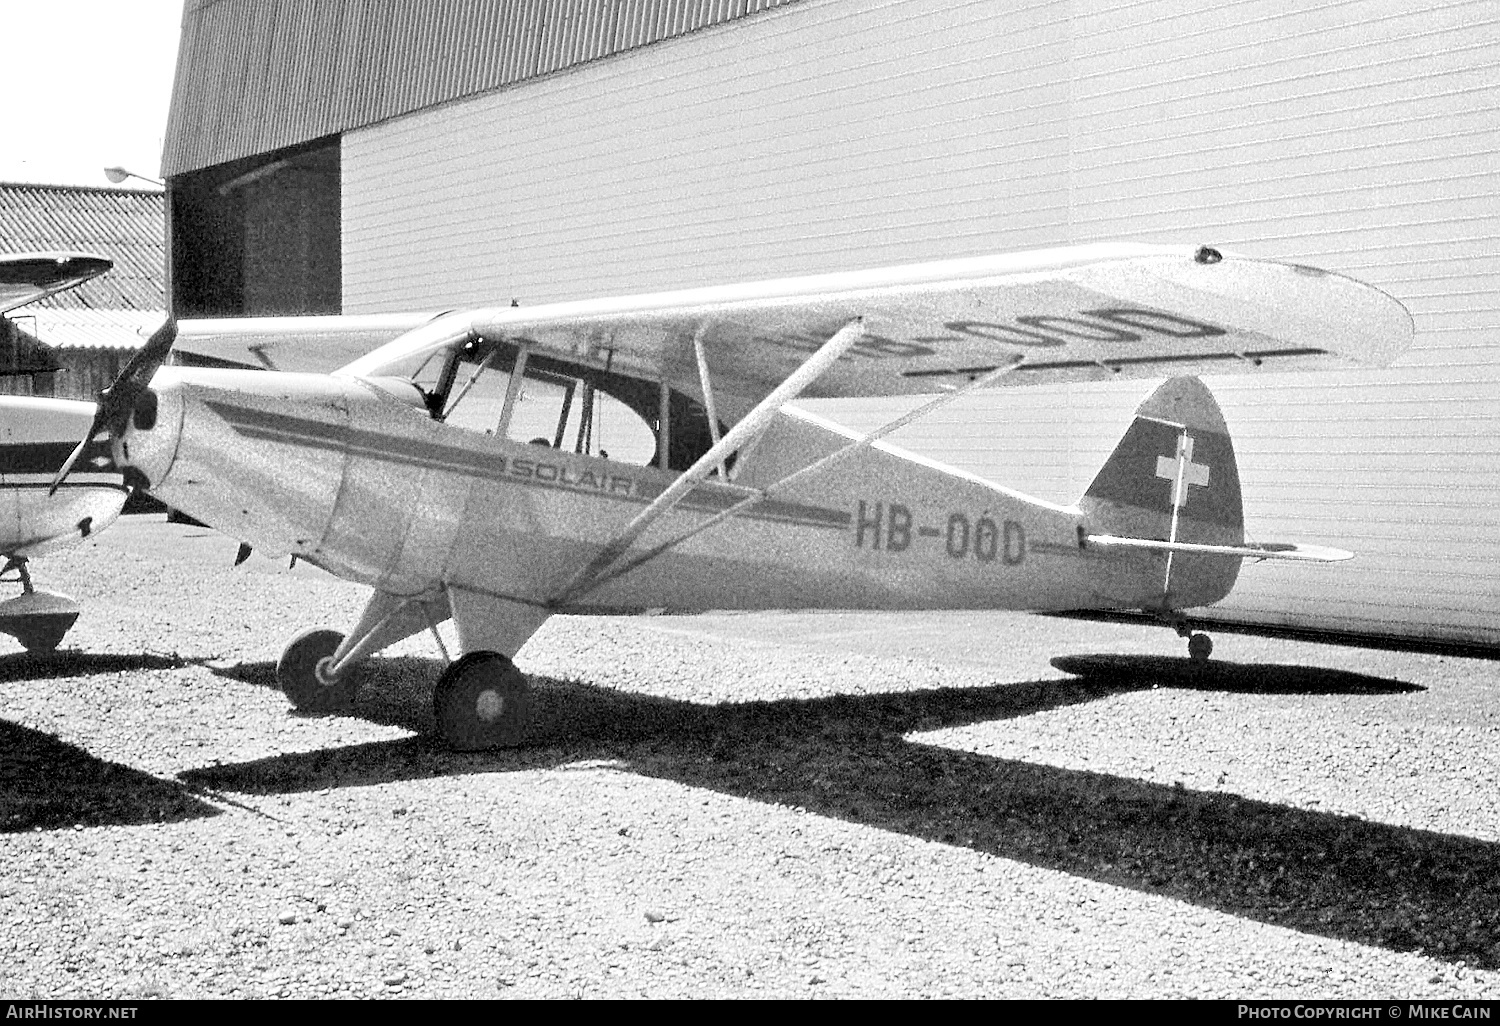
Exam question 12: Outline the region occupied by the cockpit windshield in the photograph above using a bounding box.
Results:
[347,322,726,471]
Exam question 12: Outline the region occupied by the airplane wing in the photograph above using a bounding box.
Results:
[339,243,1414,408]
[175,312,440,373]
[0,252,113,313]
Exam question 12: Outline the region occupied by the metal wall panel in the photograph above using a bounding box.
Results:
[343,0,1500,647]
[343,0,1077,301]
[165,0,802,176]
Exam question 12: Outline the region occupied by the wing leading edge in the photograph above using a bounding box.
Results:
[176,312,439,373]
[341,244,1413,412]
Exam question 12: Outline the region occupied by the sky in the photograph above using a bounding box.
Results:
[2,2,184,189]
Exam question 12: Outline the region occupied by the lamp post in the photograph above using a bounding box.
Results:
[104,166,173,318]
[103,166,164,188]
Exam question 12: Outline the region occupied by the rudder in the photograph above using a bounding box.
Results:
[1078,376,1244,610]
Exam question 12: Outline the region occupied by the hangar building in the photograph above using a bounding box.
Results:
[162,0,1500,648]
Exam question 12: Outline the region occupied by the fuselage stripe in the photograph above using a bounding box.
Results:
[207,401,851,531]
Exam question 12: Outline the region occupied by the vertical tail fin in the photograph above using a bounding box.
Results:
[1078,376,1244,610]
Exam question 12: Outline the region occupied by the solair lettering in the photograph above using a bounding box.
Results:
[497,452,639,498]
[557,466,605,491]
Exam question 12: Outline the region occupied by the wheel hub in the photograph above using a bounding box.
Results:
[314,655,341,687]
[475,688,504,723]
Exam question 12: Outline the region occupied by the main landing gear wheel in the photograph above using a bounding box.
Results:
[1187,632,1214,663]
[433,651,533,751]
[277,628,359,712]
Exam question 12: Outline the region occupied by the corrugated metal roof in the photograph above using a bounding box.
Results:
[0,184,166,312]
[9,309,164,352]
[166,0,800,176]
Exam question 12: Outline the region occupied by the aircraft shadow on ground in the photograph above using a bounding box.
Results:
[1050,654,1426,695]
[0,651,200,683]
[183,656,1495,968]
[0,720,220,832]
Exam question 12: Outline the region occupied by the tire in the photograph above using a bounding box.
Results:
[1187,632,1213,663]
[433,650,532,751]
[277,628,358,712]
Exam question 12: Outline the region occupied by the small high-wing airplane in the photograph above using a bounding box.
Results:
[0,252,126,652]
[49,243,1412,748]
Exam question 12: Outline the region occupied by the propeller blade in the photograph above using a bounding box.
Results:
[46,408,111,497]
[113,316,178,391]
[47,316,177,497]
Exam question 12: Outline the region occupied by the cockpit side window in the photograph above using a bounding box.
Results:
[440,351,512,435]
[400,338,727,472]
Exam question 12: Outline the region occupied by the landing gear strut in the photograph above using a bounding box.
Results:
[433,651,533,751]
[277,627,359,711]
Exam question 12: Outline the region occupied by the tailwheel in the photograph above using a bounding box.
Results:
[277,628,359,712]
[433,651,532,751]
[1187,632,1213,663]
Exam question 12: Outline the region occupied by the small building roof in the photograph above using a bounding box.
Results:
[0,182,165,312]
[8,309,164,352]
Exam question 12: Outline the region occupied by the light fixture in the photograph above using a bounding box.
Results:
[103,166,164,187]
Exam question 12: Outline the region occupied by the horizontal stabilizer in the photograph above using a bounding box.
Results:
[1085,534,1352,563]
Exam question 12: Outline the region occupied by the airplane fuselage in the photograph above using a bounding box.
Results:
[123,367,1190,616]
[0,397,126,558]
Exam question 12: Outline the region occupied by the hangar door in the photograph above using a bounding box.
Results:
[172,137,341,317]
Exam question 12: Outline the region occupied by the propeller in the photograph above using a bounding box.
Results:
[49,317,177,496]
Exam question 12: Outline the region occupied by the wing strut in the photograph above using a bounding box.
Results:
[550,318,868,607]
[494,344,530,438]
[558,354,1027,603]
[657,377,671,470]
[692,325,725,477]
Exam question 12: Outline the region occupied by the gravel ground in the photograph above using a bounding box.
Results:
[2,514,1499,999]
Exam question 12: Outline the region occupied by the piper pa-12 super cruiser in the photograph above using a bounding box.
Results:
[48,243,1412,748]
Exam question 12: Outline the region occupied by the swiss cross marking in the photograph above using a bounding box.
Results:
[1155,433,1210,509]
